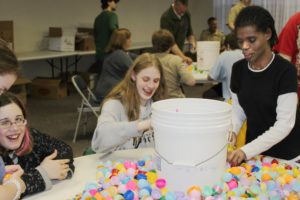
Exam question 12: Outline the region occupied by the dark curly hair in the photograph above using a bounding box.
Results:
[234,5,278,48]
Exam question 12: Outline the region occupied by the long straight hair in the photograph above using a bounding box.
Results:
[102,53,167,120]
[0,92,32,156]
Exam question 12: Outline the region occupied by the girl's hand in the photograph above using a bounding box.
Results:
[40,150,70,180]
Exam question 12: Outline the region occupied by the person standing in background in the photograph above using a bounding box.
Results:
[152,29,195,98]
[227,0,251,32]
[160,0,196,64]
[200,17,225,52]
[94,0,120,75]
[273,12,300,85]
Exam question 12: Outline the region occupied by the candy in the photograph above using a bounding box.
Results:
[139,188,150,197]
[227,179,238,190]
[165,192,176,200]
[146,171,157,184]
[137,179,149,189]
[138,160,145,167]
[72,155,300,200]
[126,180,137,190]
[261,173,272,181]
[155,178,166,189]
[151,188,162,199]
[229,167,241,175]
[222,172,233,182]
[123,190,134,200]
[187,186,201,198]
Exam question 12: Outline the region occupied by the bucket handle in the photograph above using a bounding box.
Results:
[155,141,228,167]
[227,124,235,150]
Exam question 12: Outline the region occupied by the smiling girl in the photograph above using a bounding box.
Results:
[92,53,167,153]
[0,92,75,197]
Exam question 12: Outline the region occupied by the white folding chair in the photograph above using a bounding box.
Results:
[71,75,99,143]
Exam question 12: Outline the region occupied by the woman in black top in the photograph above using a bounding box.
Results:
[228,6,300,165]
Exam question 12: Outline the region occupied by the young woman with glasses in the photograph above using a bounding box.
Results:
[0,92,75,197]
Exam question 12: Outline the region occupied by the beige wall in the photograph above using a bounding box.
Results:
[0,0,213,78]
[189,0,213,41]
[0,0,213,52]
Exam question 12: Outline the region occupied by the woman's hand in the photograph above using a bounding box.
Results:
[227,148,246,166]
[40,149,70,180]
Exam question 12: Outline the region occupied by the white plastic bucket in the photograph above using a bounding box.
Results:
[152,120,230,166]
[151,98,232,189]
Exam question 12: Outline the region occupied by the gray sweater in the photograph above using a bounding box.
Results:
[91,99,154,153]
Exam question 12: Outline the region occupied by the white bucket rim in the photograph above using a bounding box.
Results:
[151,113,231,121]
[152,120,231,129]
[152,98,231,115]
[152,120,231,127]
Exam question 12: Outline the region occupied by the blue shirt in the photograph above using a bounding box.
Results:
[209,49,243,100]
[0,156,5,184]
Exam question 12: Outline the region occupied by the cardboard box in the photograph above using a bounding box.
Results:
[48,27,76,51]
[77,27,93,35]
[49,27,63,37]
[30,78,67,99]
[49,27,76,37]
[48,36,75,51]
[9,77,31,105]
[0,21,14,50]
[75,35,95,51]
[75,27,95,51]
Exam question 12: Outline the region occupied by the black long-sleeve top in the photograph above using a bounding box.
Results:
[2,128,75,197]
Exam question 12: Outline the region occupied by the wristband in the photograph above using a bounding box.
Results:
[4,178,22,200]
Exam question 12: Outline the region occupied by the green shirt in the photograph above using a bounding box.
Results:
[160,6,193,50]
[93,10,119,59]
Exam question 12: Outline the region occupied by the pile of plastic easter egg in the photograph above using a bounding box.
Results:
[72,156,300,200]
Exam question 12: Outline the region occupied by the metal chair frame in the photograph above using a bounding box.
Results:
[71,75,99,143]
